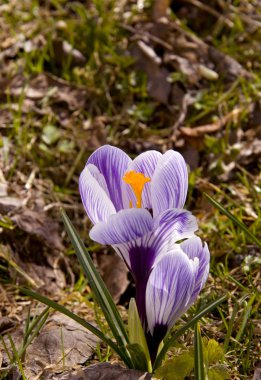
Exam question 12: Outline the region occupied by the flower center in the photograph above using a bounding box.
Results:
[123,170,151,208]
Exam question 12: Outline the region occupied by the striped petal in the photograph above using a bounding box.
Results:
[146,248,198,335]
[181,237,210,300]
[112,209,198,324]
[89,208,153,246]
[87,163,110,196]
[113,208,198,278]
[87,145,131,211]
[151,150,188,217]
[124,150,162,209]
[152,208,198,263]
[79,165,116,224]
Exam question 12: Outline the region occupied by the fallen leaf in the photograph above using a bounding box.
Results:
[43,362,153,380]
[0,34,25,61]
[252,367,261,380]
[208,46,249,81]
[10,208,63,251]
[129,42,171,104]
[1,207,66,291]
[181,145,199,171]
[238,139,261,166]
[0,196,23,213]
[97,254,129,303]
[0,316,17,334]
[1,313,100,380]
[5,73,89,111]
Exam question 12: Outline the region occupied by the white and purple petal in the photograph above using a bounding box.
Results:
[181,237,210,301]
[79,165,116,224]
[152,208,198,262]
[151,150,188,217]
[112,209,197,281]
[111,210,197,328]
[110,208,198,294]
[87,164,110,196]
[87,145,131,211]
[89,208,153,246]
[145,249,198,335]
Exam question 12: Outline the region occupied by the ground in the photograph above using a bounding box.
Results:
[0,0,260,379]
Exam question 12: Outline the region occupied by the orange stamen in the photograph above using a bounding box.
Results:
[123,170,151,208]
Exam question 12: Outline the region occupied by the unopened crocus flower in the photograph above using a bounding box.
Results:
[79,145,209,360]
[145,236,209,360]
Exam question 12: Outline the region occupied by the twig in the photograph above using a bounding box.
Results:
[152,0,170,20]
[120,23,173,51]
[229,4,261,29]
[180,107,245,137]
[182,0,234,28]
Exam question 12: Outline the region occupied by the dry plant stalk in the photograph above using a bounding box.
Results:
[152,0,170,20]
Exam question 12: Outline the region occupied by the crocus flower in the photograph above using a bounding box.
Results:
[79,145,209,359]
[145,236,209,360]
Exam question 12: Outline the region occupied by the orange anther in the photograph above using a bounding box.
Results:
[123,170,151,208]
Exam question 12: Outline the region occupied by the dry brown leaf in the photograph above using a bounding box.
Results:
[0,196,23,213]
[208,46,249,81]
[10,208,63,251]
[181,145,200,171]
[43,362,153,380]
[238,139,261,166]
[0,316,17,334]
[252,367,261,380]
[1,313,100,380]
[130,42,171,104]
[5,73,89,111]
[97,254,129,303]
[1,207,66,291]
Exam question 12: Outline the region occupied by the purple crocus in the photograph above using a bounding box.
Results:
[79,145,209,360]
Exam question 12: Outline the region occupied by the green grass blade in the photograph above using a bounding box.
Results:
[18,309,50,360]
[1,335,12,362]
[153,295,226,370]
[21,287,130,365]
[194,323,205,380]
[204,192,261,248]
[24,306,31,339]
[61,211,130,349]
[235,294,256,342]
[22,306,49,345]
[224,302,239,352]
[8,334,27,380]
